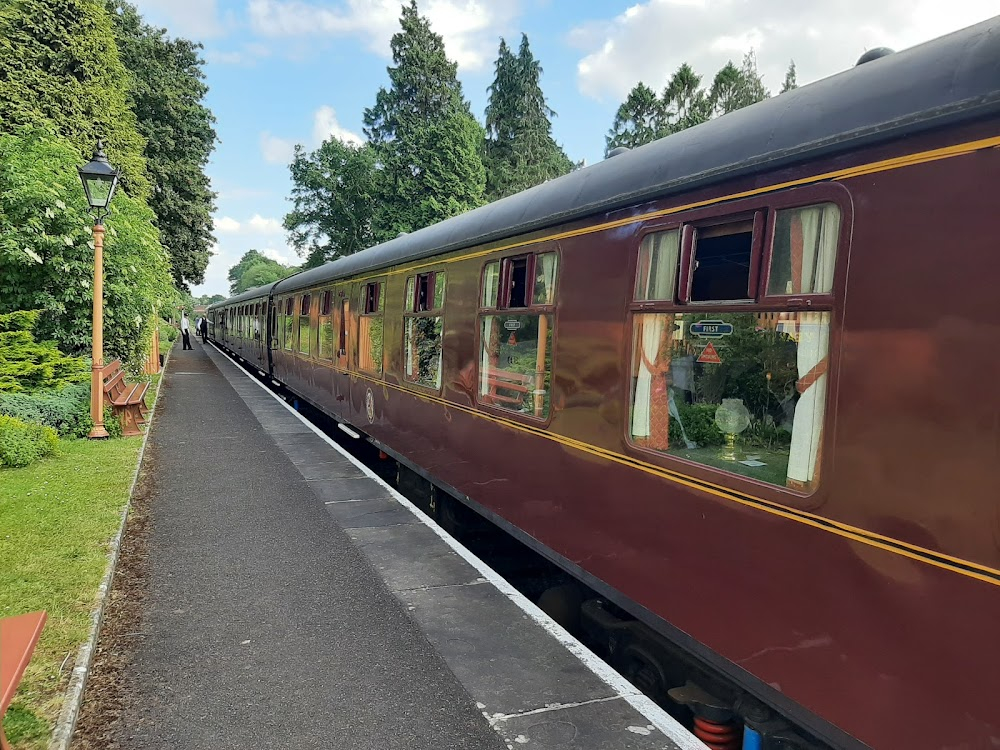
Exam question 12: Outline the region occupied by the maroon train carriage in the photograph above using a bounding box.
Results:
[209,19,1000,750]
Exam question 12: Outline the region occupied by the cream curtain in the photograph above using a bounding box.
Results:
[631,315,665,439]
[786,204,838,487]
[535,254,558,305]
[479,316,494,397]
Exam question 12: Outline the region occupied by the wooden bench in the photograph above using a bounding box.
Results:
[483,367,533,407]
[101,360,149,437]
[1,611,47,750]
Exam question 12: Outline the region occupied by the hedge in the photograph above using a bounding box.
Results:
[0,415,59,468]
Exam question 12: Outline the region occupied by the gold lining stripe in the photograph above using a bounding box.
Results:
[254,133,1000,587]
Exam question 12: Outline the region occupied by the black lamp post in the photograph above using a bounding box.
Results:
[78,141,120,439]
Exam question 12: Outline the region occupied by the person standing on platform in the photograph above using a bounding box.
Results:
[180,313,193,350]
[199,317,208,344]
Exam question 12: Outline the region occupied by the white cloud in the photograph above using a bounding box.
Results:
[130,0,225,38]
[260,131,296,164]
[248,214,285,234]
[261,247,295,265]
[571,0,1000,102]
[215,216,241,233]
[247,0,520,70]
[312,105,364,146]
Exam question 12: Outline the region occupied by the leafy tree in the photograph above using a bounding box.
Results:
[227,249,267,294]
[483,34,573,201]
[710,51,769,116]
[284,140,379,269]
[238,261,295,293]
[193,293,225,306]
[106,0,217,290]
[363,0,485,236]
[780,61,798,93]
[0,128,173,370]
[226,249,295,294]
[663,63,711,131]
[0,0,149,198]
[605,82,667,155]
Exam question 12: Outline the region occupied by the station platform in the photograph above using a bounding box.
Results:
[118,339,701,749]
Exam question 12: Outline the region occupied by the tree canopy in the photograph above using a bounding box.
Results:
[285,140,379,269]
[483,34,574,201]
[226,249,296,295]
[362,0,485,236]
[106,0,217,290]
[606,52,774,156]
[0,128,172,370]
[0,0,150,198]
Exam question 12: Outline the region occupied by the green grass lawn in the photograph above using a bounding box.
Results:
[667,444,791,487]
[0,382,157,748]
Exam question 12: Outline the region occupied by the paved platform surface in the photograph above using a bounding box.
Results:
[119,339,697,749]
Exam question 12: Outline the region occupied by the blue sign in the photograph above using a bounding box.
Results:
[690,320,734,339]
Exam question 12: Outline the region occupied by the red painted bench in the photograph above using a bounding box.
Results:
[101,360,149,437]
[483,367,533,407]
[1,611,47,750]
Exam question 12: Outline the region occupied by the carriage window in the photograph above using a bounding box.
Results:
[478,251,557,419]
[403,272,444,388]
[363,282,380,315]
[769,204,840,296]
[506,257,530,308]
[283,297,294,351]
[318,291,334,358]
[636,230,680,301]
[690,221,754,302]
[359,281,385,374]
[629,311,830,493]
[298,294,311,355]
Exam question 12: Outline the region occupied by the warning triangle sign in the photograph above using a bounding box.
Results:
[697,342,722,364]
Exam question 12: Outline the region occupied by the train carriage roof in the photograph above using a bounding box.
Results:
[212,16,1000,308]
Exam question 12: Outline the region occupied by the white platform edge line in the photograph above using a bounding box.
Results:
[209,344,705,750]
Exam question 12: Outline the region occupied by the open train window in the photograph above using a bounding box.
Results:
[689,217,758,303]
[403,272,445,388]
[478,250,558,420]
[321,290,332,316]
[285,297,293,316]
[482,253,558,310]
[628,199,843,497]
[318,290,334,359]
[301,294,311,315]
[359,281,385,374]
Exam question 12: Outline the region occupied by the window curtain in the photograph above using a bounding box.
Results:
[631,314,672,449]
[786,204,838,489]
[535,255,558,305]
[479,316,497,398]
[405,318,415,379]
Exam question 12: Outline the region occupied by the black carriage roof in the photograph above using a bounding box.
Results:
[211,16,1000,309]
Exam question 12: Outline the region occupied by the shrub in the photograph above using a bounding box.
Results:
[0,415,58,468]
[0,383,93,437]
[669,401,725,448]
[103,406,123,439]
[0,311,90,393]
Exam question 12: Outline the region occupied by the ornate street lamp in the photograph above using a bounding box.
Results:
[78,141,120,439]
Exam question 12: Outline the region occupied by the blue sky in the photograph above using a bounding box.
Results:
[129,0,998,298]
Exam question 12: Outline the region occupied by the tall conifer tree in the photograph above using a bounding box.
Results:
[363,0,484,236]
[484,34,573,201]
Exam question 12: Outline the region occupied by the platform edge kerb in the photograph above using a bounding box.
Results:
[208,343,705,750]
